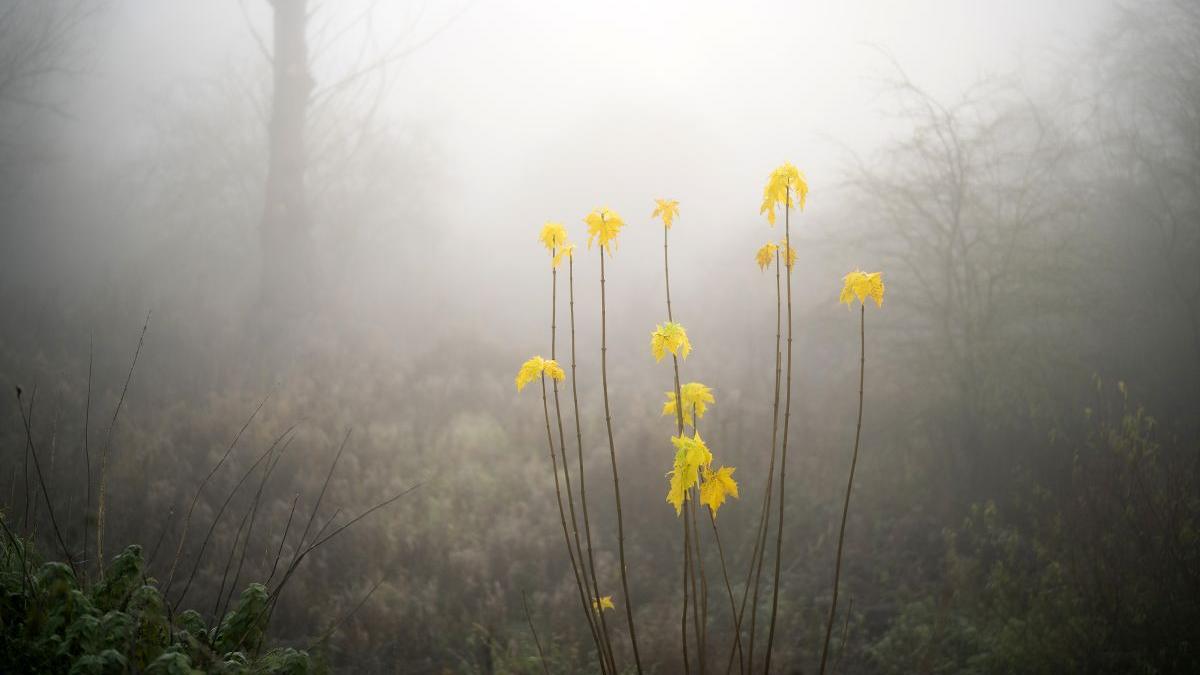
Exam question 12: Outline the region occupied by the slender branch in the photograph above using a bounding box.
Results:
[567,254,617,672]
[81,333,93,575]
[690,492,708,673]
[683,517,692,674]
[172,424,297,610]
[20,384,36,532]
[14,387,76,575]
[265,493,300,587]
[96,310,150,579]
[231,479,424,654]
[283,428,352,580]
[832,597,854,675]
[540,369,605,672]
[165,388,272,594]
[522,590,552,675]
[225,436,293,620]
[709,509,744,675]
[599,244,644,673]
[734,246,782,675]
[549,254,608,672]
[765,194,796,673]
[818,305,866,675]
[686,496,702,670]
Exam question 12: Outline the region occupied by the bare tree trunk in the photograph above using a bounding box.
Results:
[259,0,316,325]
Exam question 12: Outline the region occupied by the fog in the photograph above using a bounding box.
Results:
[1,1,1197,673]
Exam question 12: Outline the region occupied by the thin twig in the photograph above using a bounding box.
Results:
[225,436,293,619]
[765,192,797,672]
[265,493,300,587]
[165,388,272,594]
[539,371,605,670]
[15,387,76,575]
[172,423,295,610]
[566,253,617,673]
[547,249,609,673]
[818,305,866,675]
[81,331,93,574]
[731,245,782,675]
[832,597,854,675]
[96,310,150,579]
[522,590,552,675]
[598,238,643,673]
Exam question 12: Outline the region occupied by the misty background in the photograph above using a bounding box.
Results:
[1,0,1197,672]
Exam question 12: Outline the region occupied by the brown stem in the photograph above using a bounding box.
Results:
[682,518,692,674]
[548,259,608,672]
[165,388,271,595]
[522,590,552,675]
[666,224,697,671]
[173,424,298,610]
[832,597,854,675]
[541,373,606,671]
[709,508,745,675]
[737,245,783,675]
[599,245,643,673]
[96,310,149,579]
[686,495,702,670]
[568,255,617,672]
[691,487,709,674]
[265,493,300,587]
[818,304,865,675]
[765,197,794,673]
[81,334,93,578]
[14,389,76,575]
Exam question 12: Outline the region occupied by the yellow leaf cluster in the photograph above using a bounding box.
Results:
[759,162,809,226]
[650,322,692,363]
[666,432,713,515]
[781,240,798,270]
[538,222,567,252]
[663,382,715,427]
[699,466,739,517]
[514,356,566,392]
[839,270,885,308]
[585,207,626,255]
[538,222,574,269]
[554,242,575,269]
[756,242,778,270]
[592,595,615,612]
[652,198,680,229]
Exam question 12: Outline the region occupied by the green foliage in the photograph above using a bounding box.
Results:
[868,399,1200,674]
[0,527,326,675]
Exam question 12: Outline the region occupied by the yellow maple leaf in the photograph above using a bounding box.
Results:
[515,356,565,391]
[585,207,626,255]
[652,198,680,229]
[699,465,739,517]
[543,359,565,382]
[781,240,798,270]
[663,382,715,427]
[538,222,567,252]
[552,241,575,269]
[839,270,885,308]
[759,162,809,226]
[650,321,692,363]
[592,595,615,612]
[666,432,713,515]
[756,242,778,270]
[538,223,574,269]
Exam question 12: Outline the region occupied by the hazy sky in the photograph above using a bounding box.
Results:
[55,0,1117,346]
[87,0,1113,189]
